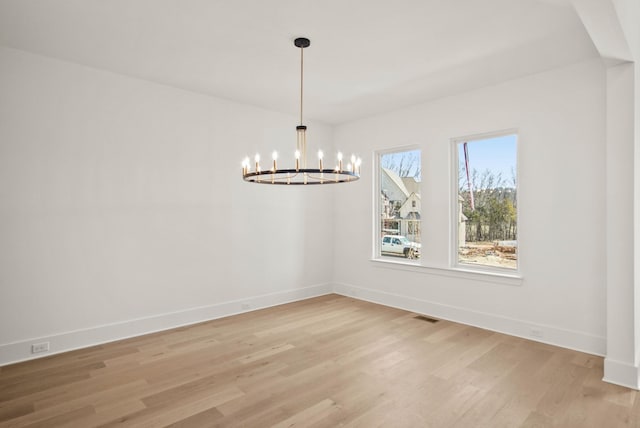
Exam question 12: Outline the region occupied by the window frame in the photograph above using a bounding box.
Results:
[373,145,422,264]
[450,129,520,275]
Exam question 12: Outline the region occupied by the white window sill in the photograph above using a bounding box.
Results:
[370,258,523,286]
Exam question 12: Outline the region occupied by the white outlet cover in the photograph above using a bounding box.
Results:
[31,342,50,354]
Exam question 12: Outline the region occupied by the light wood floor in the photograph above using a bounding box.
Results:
[0,294,638,427]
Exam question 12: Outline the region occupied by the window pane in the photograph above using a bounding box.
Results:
[457,134,517,269]
[379,149,421,261]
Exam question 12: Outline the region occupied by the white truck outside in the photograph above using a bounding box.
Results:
[381,235,420,259]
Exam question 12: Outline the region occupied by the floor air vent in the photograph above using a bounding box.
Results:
[414,315,440,323]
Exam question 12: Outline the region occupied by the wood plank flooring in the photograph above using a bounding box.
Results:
[0,294,638,427]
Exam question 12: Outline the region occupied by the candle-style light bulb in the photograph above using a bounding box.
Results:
[337,152,343,171]
[272,151,278,171]
[295,150,300,171]
[318,150,324,170]
[242,157,250,175]
[355,157,362,175]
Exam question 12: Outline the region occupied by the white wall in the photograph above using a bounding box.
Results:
[0,47,335,364]
[604,61,637,389]
[333,59,607,355]
[0,47,612,366]
[613,0,640,388]
[615,0,640,385]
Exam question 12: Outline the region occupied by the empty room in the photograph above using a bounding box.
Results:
[1,0,640,427]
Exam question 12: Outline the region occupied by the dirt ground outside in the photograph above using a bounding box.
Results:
[458,241,517,270]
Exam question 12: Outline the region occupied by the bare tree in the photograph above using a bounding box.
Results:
[459,167,517,242]
[382,151,421,179]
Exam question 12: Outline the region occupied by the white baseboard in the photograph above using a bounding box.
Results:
[0,283,332,367]
[604,358,640,390]
[332,282,606,357]
[0,282,610,370]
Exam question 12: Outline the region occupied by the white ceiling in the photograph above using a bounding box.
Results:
[0,0,599,124]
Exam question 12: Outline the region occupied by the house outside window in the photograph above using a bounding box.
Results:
[376,148,421,261]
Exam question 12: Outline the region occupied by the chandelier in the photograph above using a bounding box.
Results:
[242,37,361,185]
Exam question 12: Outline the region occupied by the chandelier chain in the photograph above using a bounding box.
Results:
[300,45,304,126]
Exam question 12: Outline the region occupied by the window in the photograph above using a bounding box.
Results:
[377,148,421,261]
[454,133,517,270]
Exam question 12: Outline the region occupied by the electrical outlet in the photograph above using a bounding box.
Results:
[31,342,50,354]
[530,328,544,339]
[241,303,251,310]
